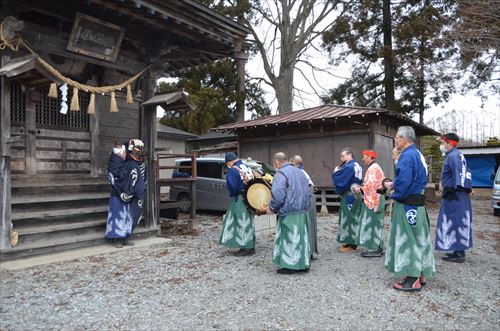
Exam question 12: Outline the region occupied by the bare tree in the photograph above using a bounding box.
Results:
[241,0,350,114]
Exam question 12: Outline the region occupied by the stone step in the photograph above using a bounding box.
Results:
[1,227,158,261]
[11,173,107,184]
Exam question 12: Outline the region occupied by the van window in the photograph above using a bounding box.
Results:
[178,161,192,176]
[198,162,223,179]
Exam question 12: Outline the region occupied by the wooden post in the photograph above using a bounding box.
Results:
[141,75,158,229]
[190,151,197,221]
[89,100,99,176]
[0,55,12,250]
[25,91,36,174]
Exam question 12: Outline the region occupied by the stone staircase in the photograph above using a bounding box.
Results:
[1,174,155,260]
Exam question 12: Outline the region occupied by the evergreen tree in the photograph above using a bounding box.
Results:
[321,0,467,123]
[158,60,270,134]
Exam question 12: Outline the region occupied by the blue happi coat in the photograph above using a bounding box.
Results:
[391,144,428,201]
[390,144,428,227]
[435,148,473,251]
[105,154,146,239]
[226,160,247,199]
[332,159,363,207]
[269,163,310,216]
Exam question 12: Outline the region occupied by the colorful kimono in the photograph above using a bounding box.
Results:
[385,144,435,279]
[435,148,473,252]
[332,160,363,245]
[105,153,134,239]
[271,163,311,270]
[357,162,386,250]
[219,160,255,249]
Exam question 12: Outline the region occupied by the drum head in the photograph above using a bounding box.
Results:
[243,178,272,213]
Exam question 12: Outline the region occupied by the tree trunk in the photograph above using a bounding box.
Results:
[276,65,294,114]
[382,0,395,111]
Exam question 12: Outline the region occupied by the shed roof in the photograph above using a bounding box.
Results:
[460,146,500,155]
[143,91,195,111]
[212,104,438,135]
[157,124,197,139]
[187,131,236,142]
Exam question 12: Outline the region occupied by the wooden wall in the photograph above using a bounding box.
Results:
[93,93,141,175]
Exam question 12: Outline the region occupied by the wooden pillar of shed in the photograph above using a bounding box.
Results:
[0,56,12,250]
[141,75,158,229]
[235,38,246,123]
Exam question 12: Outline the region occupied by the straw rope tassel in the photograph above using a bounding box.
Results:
[70,87,80,111]
[87,93,96,114]
[126,84,133,104]
[110,91,119,112]
[48,83,58,98]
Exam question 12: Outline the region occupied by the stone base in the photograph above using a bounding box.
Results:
[159,218,195,237]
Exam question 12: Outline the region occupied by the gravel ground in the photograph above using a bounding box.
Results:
[1,198,499,330]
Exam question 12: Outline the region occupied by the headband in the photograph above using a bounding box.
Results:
[363,150,377,159]
[440,135,459,147]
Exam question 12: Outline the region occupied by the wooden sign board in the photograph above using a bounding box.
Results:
[67,13,125,62]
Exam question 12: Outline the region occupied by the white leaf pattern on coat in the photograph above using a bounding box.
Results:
[436,214,457,249]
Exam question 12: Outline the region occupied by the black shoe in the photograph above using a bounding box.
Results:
[442,253,464,263]
[277,268,300,274]
[122,238,135,246]
[113,238,123,248]
[238,248,255,255]
[361,249,384,258]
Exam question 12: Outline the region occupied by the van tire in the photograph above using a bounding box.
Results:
[494,208,500,217]
[177,193,191,213]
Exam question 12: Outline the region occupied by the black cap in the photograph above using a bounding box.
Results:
[441,132,460,142]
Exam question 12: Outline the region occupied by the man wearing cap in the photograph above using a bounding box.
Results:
[352,149,386,258]
[435,133,473,263]
[332,147,363,252]
[290,155,318,259]
[383,126,435,292]
[219,152,256,255]
[266,152,311,274]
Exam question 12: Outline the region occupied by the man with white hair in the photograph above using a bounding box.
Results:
[266,152,311,274]
[384,126,435,292]
[290,155,318,259]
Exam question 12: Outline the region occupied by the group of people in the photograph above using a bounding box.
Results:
[105,139,147,248]
[219,125,473,292]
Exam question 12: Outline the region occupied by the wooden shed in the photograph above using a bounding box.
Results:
[0,0,249,259]
[213,105,438,188]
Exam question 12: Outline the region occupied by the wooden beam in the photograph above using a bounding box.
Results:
[22,26,146,75]
[0,56,12,251]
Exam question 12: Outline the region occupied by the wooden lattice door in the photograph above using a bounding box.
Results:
[10,82,92,174]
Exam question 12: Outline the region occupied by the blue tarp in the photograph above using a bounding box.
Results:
[465,155,496,187]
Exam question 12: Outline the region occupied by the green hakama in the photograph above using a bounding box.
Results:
[337,192,362,245]
[357,195,386,251]
[273,213,310,270]
[307,191,318,255]
[385,201,435,278]
[219,196,255,249]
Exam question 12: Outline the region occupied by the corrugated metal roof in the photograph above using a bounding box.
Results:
[211,104,438,135]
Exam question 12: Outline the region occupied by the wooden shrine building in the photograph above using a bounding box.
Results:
[0,0,250,259]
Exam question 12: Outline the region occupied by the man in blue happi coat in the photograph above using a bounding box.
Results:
[331,147,363,252]
[219,152,255,255]
[435,132,473,263]
[384,126,435,292]
[266,152,311,274]
[105,139,146,248]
